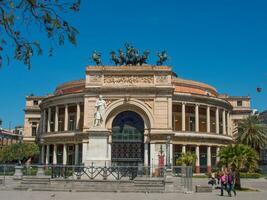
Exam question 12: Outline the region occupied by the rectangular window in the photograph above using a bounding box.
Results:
[68,115,76,131]
[237,100,243,107]
[189,116,195,132]
[32,127,37,136]
[33,100,39,105]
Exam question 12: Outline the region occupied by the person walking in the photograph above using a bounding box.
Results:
[228,168,237,196]
[220,169,228,196]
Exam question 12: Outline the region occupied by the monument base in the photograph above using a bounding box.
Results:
[84,127,111,167]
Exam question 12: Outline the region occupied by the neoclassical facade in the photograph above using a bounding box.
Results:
[23,66,251,173]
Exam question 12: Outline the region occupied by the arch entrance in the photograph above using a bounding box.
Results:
[111,111,144,166]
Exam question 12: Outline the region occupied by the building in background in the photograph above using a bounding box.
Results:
[23,65,253,173]
[0,128,22,149]
[23,95,45,143]
[259,110,267,172]
[219,95,252,135]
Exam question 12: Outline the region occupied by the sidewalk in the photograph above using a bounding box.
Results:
[1,191,267,200]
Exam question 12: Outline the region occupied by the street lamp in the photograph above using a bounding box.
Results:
[166,135,171,169]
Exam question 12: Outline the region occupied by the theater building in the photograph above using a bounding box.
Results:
[23,65,251,173]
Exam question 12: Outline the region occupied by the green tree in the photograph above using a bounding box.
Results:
[236,115,267,149]
[0,0,81,68]
[219,144,259,189]
[0,143,39,163]
[176,152,197,166]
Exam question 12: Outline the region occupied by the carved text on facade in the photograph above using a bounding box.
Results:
[104,75,153,85]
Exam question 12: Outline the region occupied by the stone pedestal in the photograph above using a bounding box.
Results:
[36,165,45,177]
[84,127,111,166]
[13,165,23,180]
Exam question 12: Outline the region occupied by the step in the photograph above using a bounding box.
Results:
[21,181,50,185]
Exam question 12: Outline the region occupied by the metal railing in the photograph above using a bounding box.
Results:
[0,164,193,193]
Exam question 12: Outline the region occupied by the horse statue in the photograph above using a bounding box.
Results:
[91,51,102,66]
[138,50,150,65]
[125,43,139,65]
[110,51,120,65]
[118,48,126,65]
[156,51,168,65]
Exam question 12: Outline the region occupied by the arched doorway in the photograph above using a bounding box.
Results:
[111,111,144,166]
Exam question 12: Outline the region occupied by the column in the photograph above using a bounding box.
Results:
[206,106,210,133]
[75,143,79,165]
[76,103,80,130]
[170,143,173,166]
[40,145,45,164]
[82,140,88,164]
[47,107,51,133]
[64,105,68,131]
[207,146,211,173]
[63,144,67,165]
[42,110,46,133]
[195,146,200,173]
[216,146,220,164]
[195,104,199,132]
[55,106,59,132]
[216,107,219,134]
[150,143,155,175]
[53,144,57,165]
[144,143,149,166]
[182,102,186,131]
[45,145,50,165]
[227,112,231,136]
[182,145,186,154]
[222,110,226,135]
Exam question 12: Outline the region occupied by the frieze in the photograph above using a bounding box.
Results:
[89,75,102,82]
[156,75,168,83]
[104,75,153,85]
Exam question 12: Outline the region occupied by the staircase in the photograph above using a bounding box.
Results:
[133,177,165,193]
[14,176,51,191]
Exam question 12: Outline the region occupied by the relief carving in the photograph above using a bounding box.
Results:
[156,75,168,83]
[104,75,153,85]
[138,99,154,109]
[89,75,102,82]
[105,99,118,107]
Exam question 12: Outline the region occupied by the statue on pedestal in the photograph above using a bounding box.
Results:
[94,95,106,127]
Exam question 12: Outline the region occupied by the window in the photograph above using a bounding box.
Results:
[33,100,39,105]
[189,116,195,132]
[237,100,243,107]
[68,115,76,131]
[32,127,37,136]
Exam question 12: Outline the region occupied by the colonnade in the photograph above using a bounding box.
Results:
[175,102,231,135]
[40,143,81,165]
[41,103,83,133]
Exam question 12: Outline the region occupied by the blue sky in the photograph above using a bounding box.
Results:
[0,0,266,128]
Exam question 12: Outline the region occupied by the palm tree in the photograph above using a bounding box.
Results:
[236,115,267,149]
[219,144,259,189]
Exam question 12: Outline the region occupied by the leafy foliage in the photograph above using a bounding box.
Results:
[236,115,267,149]
[0,143,39,163]
[0,0,81,68]
[218,144,259,172]
[176,152,197,166]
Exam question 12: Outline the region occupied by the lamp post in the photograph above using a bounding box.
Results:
[166,135,171,169]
